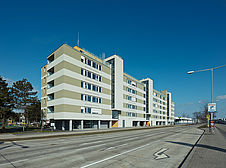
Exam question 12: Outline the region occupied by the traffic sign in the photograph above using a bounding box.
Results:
[208,103,216,112]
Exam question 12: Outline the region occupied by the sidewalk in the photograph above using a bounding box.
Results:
[0,125,176,142]
[182,124,226,168]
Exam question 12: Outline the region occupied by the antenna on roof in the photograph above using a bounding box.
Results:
[101,52,105,60]
[77,32,80,47]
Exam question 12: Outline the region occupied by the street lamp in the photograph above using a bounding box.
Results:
[187,64,226,133]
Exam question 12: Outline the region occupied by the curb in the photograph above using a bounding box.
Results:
[178,127,205,168]
[0,125,177,142]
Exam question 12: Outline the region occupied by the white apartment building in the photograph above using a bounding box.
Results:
[41,44,175,130]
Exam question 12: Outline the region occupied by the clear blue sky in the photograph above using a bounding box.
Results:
[0,0,226,118]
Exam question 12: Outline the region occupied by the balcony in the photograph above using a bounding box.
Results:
[47,106,54,113]
[47,80,54,89]
[47,93,54,101]
[47,54,54,64]
[47,67,54,76]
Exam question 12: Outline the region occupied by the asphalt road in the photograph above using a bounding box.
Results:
[0,125,203,168]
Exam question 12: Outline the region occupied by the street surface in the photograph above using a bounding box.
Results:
[0,125,203,168]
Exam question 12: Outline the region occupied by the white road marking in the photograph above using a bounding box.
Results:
[0,159,28,166]
[81,143,155,168]
[101,143,128,151]
[154,148,169,160]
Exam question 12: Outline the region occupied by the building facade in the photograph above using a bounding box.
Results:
[41,44,175,130]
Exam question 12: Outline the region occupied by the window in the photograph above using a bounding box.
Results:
[99,65,101,71]
[99,98,101,104]
[81,81,83,88]
[81,56,84,62]
[127,79,132,85]
[92,62,96,68]
[81,68,84,75]
[127,112,131,117]
[93,73,96,80]
[88,83,91,90]
[99,87,101,93]
[132,105,137,109]
[81,107,84,113]
[85,107,91,114]
[88,95,91,102]
[81,94,84,100]
[88,59,91,66]
[84,82,88,89]
[132,113,136,117]
[99,76,101,82]
[127,96,132,101]
[88,71,91,78]
[92,97,97,103]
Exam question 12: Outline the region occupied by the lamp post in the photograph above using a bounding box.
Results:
[187,65,226,133]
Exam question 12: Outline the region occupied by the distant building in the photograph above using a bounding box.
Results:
[174,117,194,124]
[41,44,175,130]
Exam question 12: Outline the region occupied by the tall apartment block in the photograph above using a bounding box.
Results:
[41,44,175,131]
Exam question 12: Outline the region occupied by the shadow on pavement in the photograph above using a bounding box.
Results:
[166,141,226,153]
[0,141,29,151]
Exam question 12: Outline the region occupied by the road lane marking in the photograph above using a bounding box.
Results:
[153,148,169,160]
[80,142,161,168]
[100,143,128,151]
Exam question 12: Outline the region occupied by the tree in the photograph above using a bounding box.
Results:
[12,78,37,124]
[0,76,14,130]
[25,98,41,123]
[193,104,209,123]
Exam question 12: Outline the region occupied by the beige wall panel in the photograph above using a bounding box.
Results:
[102,98,111,105]
[121,111,127,117]
[137,83,144,90]
[123,103,127,108]
[41,88,47,97]
[102,109,112,115]
[54,75,111,95]
[137,92,143,97]
[137,113,144,118]
[41,98,47,108]
[102,76,111,85]
[54,75,81,87]
[123,77,126,82]
[55,104,81,113]
[54,61,81,74]
[137,99,143,104]
[137,106,144,111]
[102,65,111,75]
[102,87,111,95]
[54,46,65,60]
[55,90,81,100]
[55,90,111,105]
[41,66,47,78]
